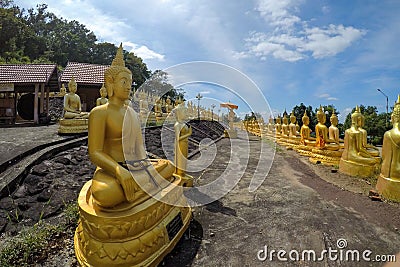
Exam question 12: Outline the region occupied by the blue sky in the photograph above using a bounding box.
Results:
[14,0,400,121]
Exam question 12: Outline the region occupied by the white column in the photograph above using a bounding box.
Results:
[40,83,45,113]
[34,83,39,123]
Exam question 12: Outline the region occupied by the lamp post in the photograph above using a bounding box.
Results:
[377,88,389,128]
[211,104,215,121]
[196,93,203,120]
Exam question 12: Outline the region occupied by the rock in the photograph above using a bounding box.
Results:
[54,155,72,165]
[13,184,27,198]
[0,197,15,210]
[31,163,50,176]
[27,181,49,196]
[37,189,52,202]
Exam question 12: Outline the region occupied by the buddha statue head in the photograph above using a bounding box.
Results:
[282,114,288,125]
[68,76,77,94]
[290,111,296,124]
[302,111,310,126]
[317,106,326,124]
[276,115,281,124]
[392,95,400,124]
[351,106,362,128]
[330,110,338,127]
[104,43,132,99]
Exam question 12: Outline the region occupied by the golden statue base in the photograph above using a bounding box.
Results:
[74,176,192,266]
[58,118,88,134]
[224,129,237,139]
[376,174,400,202]
[339,158,378,178]
[309,149,342,166]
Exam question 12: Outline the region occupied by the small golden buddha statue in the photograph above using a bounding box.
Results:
[58,77,89,134]
[288,112,299,138]
[165,96,173,113]
[309,106,342,165]
[74,44,192,266]
[277,114,290,145]
[328,110,344,148]
[275,116,282,139]
[339,106,380,177]
[295,111,315,156]
[376,95,400,201]
[174,102,193,186]
[314,106,339,150]
[96,84,108,106]
[63,77,89,119]
[59,84,67,97]
[154,98,163,120]
[267,116,275,134]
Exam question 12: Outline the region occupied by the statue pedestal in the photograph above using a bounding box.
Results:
[309,149,343,166]
[74,176,192,266]
[339,158,378,177]
[58,118,88,134]
[376,174,400,202]
[224,129,237,139]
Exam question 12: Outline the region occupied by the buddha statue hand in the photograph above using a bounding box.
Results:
[116,165,140,202]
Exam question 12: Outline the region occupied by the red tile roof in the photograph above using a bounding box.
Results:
[60,62,109,85]
[0,64,57,84]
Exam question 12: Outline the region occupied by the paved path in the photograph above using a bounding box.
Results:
[0,124,69,167]
[164,130,400,267]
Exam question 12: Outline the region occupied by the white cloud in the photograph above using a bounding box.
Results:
[239,0,365,62]
[123,42,165,61]
[318,93,339,101]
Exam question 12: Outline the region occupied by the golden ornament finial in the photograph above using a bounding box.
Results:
[396,94,400,104]
[355,105,361,113]
[111,43,125,67]
[303,110,308,118]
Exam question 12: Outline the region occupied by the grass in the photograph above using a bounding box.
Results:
[0,202,79,267]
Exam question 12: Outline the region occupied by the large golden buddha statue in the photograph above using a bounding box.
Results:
[376,95,400,201]
[74,44,192,266]
[309,106,342,165]
[58,77,89,134]
[339,106,380,177]
[277,114,290,145]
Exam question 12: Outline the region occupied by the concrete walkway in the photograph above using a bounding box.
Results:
[163,130,400,267]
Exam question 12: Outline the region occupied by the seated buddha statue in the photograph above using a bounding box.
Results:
[275,116,282,139]
[74,44,192,267]
[359,113,380,157]
[154,98,163,121]
[58,77,89,134]
[96,84,108,106]
[277,114,290,145]
[286,111,300,149]
[328,110,344,148]
[88,53,175,209]
[63,77,89,119]
[295,111,315,156]
[267,116,275,135]
[309,106,342,165]
[376,95,400,201]
[59,84,67,97]
[314,106,339,150]
[339,106,380,177]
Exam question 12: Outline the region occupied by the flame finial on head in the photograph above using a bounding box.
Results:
[112,43,125,67]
